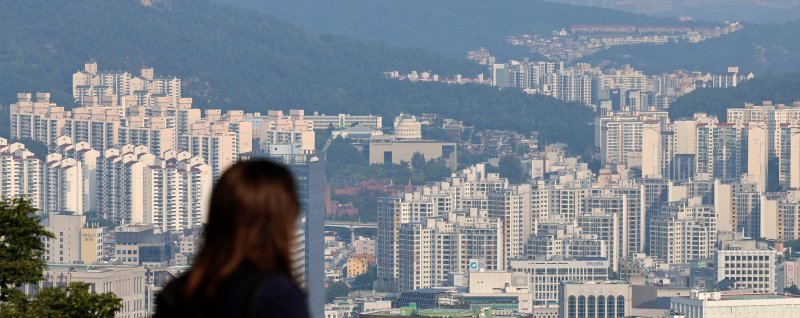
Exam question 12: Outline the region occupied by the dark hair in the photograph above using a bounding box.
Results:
[185,159,300,297]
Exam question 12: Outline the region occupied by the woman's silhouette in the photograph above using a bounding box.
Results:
[155,159,310,317]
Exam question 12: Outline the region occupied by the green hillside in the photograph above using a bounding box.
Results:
[0,0,595,153]
[221,0,684,59]
[669,72,800,120]
[584,21,800,74]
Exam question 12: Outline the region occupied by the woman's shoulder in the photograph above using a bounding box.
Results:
[153,274,193,317]
[253,274,309,317]
[247,272,305,302]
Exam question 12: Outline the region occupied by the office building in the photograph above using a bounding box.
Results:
[42,212,85,264]
[509,258,610,306]
[558,281,631,318]
[392,114,422,140]
[27,264,147,318]
[716,239,778,294]
[303,111,382,130]
[368,136,458,170]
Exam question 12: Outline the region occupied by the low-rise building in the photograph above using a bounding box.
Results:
[368,136,457,170]
[558,281,631,318]
[25,264,147,318]
[670,291,800,318]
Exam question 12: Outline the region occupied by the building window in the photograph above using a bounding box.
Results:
[597,296,605,318]
[568,296,576,318]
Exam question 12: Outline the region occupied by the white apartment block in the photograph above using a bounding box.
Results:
[73,62,181,109]
[0,137,41,208]
[143,151,211,232]
[119,116,175,157]
[97,144,211,232]
[600,66,647,92]
[9,93,66,145]
[187,113,253,179]
[649,197,717,264]
[97,145,156,224]
[525,222,608,261]
[395,211,503,292]
[249,110,315,154]
[727,101,800,158]
[51,136,101,212]
[779,191,800,240]
[377,164,514,292]
[595,111,669,166]
[42,154,84,214]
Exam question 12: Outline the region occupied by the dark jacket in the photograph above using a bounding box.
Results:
[154,264,310,318]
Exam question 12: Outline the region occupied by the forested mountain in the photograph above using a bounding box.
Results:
[669,72,800,120]
[0,0,595,153]
[654,4,800,24]
[221,0,684,59]
[584,21,800,74]
[224,0,800,76]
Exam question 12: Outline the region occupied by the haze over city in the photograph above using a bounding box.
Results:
[0,0,800,317]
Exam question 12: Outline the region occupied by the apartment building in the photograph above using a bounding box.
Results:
[649,197,717,264]
[0,137,41,208]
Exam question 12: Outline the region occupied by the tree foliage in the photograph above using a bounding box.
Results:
[0,198,53,299]
[324,281,350,304]
[585,21,800,74]
[0,198,123,317]
[0,282,122,318]
[499,156,525,184]
[351,266,377,291]
[223,0,680,59]
[668,72,800,120]
[411,152,426,171]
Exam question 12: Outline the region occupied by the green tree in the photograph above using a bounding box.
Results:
[786,284,800,296]
[498,156,525,184]
[326,138,364,166]
[351,266,377,290]
[0,282,122,318]
[423,158,451,182]
[410,152,426,170]
[0,198,53,300]
[0,198,123,317]
[325,281,351,303]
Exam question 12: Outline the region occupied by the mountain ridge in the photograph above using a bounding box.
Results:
[0,0,596,153]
